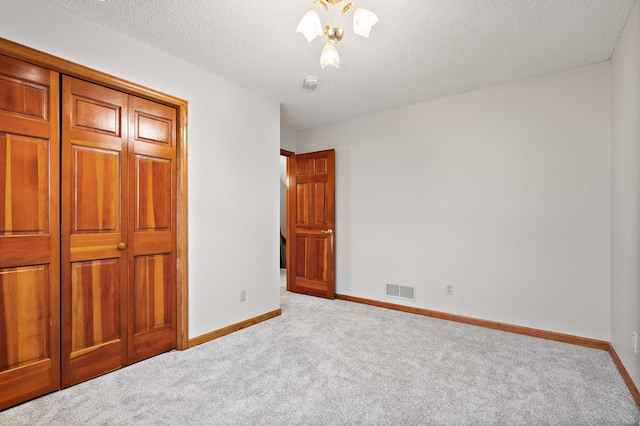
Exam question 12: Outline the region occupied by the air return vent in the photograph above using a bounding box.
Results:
[385,283,416,301]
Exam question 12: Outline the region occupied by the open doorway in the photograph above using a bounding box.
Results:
[280,150,294,289]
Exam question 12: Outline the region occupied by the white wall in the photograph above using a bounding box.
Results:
[0,0,281,339]
[281,123,298,153]
[298,63,611,340]
[610,0,640,390]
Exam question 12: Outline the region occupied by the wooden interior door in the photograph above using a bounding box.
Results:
[0,55,60,409]
[287,149,336,299]
[127,96,177,363]
[61,76,129,387]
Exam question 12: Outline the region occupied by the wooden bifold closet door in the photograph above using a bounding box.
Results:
[0,55,61,411]
[0,49,181,409]
[61,76,177,387]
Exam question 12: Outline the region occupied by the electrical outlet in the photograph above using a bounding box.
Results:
[240,289,246,302]
[632,332,638,355]
[446,285,453,296]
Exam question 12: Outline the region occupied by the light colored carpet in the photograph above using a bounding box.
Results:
[1,287,638,425]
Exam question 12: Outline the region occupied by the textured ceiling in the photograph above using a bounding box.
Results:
[48,0,635,131]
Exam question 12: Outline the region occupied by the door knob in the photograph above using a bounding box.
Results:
[117,242,127,250]
[321,229,334,235]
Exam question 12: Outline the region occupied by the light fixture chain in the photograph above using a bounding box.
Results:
[333,1,337,29]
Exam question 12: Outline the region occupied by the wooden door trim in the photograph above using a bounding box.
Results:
[176,101,189,351]
[0,37,189,351]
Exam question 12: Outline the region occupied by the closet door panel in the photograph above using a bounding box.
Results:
[132,253,174,356]
[0,266,49,368]
[128,96,176,363]
[0,58,50,134]
[0,135,49,234]
[62,76,128,387]
[0,55,60,411]
[136,155,171,231]
[72,146,120,233]
[71,260,120,351]
[67,259,122,385]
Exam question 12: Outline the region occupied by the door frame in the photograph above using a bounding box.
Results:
[0,37,190,350]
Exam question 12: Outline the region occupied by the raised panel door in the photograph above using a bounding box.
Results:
[61,76,129,387]
[0,54,60,410]
[127,96,176,363]
[288,150,335,299]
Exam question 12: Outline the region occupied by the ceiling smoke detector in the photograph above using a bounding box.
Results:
[303,76,319,89]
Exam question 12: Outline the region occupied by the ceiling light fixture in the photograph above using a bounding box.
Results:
[297,0,379,69]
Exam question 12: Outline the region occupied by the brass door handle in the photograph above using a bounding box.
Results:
[117,242,127,250]
[321,229,334,235]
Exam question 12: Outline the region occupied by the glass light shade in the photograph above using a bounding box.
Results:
[297,9,323,42]
[320,42,340,69]
[353,7,379,37]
